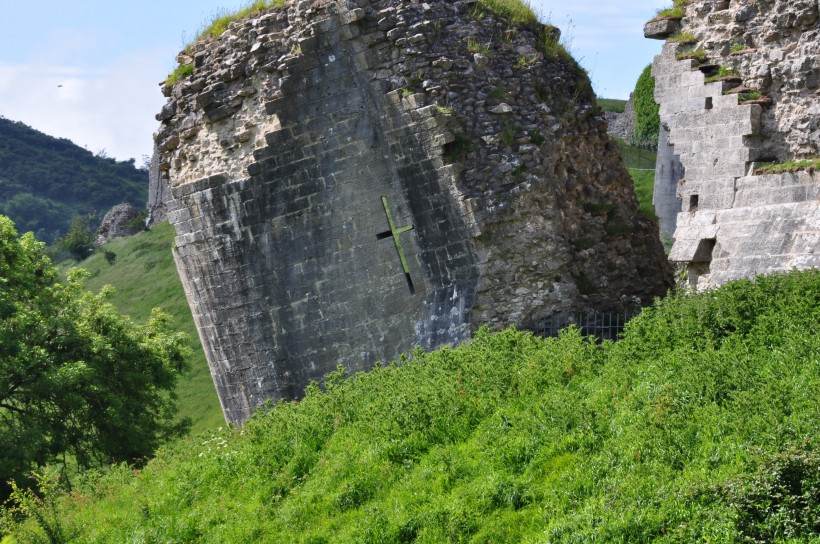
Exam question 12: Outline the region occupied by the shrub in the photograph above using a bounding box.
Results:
[53,214,96,261]
[724,444,820,543]
[631,65,660,150]
[166,63,193,86]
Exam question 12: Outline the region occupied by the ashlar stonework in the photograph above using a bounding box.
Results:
[157,0,672,425]
[647,0,819,289]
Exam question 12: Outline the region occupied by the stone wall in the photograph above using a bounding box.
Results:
[146,145,173,227]
[646,0,819,288]
[157,0,672,425]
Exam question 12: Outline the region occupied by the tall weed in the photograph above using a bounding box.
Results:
[5,271,820,542]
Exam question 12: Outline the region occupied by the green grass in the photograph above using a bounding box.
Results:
[738,90,762,102]
[597,98,627,113]
[667,32,697,44]
[193,0,285,43]
[78,223,223,434]
[676,48,707,62]
[477,0,539,26]
[614,137,657,170]
[6,270,820,542]
[466,37,490,54]
[612,138,657,221]
[169,0,542,84]
[653,0,689,20]
[705,65,739,83]
[629,169,658,221]
[166,0,286,84]
[754,158,820,175]
[166,63,193,86]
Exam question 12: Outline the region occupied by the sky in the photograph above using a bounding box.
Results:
[0,0,668,163]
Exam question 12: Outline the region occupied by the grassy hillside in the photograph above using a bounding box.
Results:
[78,223,223,433]
[0,117,147,243]
[613,138,657,220]
[597,97,627,113]
[6,270,819,543]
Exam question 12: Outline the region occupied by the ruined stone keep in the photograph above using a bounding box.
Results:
[156,0,672,425]
[646,0,819,289]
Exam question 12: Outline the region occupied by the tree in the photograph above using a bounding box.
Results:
[0,215,190,501]
[631,64,660,150]
[53,214,96,261]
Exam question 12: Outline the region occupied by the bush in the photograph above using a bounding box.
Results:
[0,215,190,506]
[4,270,820,542]
[631,64,660,150]
[52,214,96,261]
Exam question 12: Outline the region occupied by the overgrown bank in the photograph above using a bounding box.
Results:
[4,270,819,543]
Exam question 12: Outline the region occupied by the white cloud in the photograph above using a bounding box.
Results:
[0,49,168,162]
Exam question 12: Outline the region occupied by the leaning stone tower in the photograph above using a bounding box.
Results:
[156,0,672,425]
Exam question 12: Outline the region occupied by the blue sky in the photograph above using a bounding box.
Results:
[0,0,668,162]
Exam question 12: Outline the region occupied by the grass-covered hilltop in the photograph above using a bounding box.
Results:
[3,270,819,543]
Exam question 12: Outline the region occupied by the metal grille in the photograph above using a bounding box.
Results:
[533,310,637,341]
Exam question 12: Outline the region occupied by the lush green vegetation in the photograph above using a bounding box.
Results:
[754,158,820,176]
[166,63,194,86]
[705,65,739,84]
[629,169,658,221]
[78,223,223,434]
[0,118,147,244]
[654,0,690,20]
[615,138,657,170]
[597,98,627,113]
[5,269,819,542]
[0,216,189,505]
[632,65,660,150]
[170,0,543,81]
[52,215,97,261]
[612,137,658,221]
[676,48,707,62]
[192,0,285,44]
[476,0,538,26]
[667,32,697,44]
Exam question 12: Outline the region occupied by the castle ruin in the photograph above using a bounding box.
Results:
[646,0,819,289]
[155,0,671,425]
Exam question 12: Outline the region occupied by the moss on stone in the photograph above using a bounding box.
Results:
[753,159,820,175]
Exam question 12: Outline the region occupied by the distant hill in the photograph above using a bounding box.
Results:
[0,117,148,243]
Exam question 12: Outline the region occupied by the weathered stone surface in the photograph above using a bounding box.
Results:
[157,0,672,425]
[605,93,636,141]
[146,145,174,227]
[649,0,820,289]
[644,18,682,40]
[96,204,144,245]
